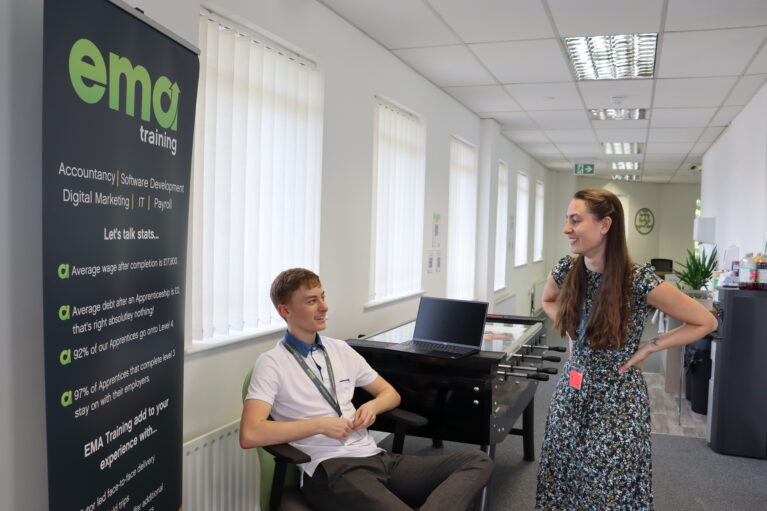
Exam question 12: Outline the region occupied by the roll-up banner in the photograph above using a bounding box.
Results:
[42,1,198,509]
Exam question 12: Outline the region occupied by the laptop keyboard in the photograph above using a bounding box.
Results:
[407,340,470,353]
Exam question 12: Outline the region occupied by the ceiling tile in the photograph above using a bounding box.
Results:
[690,141,713,156]
[643,154,686,164]
[645,141,694,154]
[649,108,716,128]
[427,0,553,43]
[490,112,539,130]
[725,74,767,106]
[470,39,573,83]
[710,105,744,126]
[527,110,591,129]
[320,0,460,49]
[698,126,725,143]
[504,82,583,111]
[647,128,704,143]
[665,0,767,31]
[537,159,573,170]
[595,128,647,142]
[578,80,653,109]
[443,85,521,112]
[669,175,701,184]
[546,0,664,37]
[653,77,738,107]
[641,176,672,183]
[545,130,597,143]
[746,43,767,74]
[591,119,649,130]
[519,143,563,156]
[393,46,496,87]
[504,130,549,144]
[643,163,680,173]
[556,143,601,157]
[658,27,767,78]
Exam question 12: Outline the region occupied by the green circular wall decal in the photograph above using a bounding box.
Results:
[634,208,655,235]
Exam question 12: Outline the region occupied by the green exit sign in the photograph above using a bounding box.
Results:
[574,163,595,175]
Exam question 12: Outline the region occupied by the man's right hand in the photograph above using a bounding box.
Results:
[317,417,353,441]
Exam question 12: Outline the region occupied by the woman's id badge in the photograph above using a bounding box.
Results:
[569,363,585,390]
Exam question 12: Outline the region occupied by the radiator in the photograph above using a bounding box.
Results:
[183,419,260,511]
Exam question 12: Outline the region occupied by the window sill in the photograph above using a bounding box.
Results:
[364,290,425,310]
[185,325,284,355]
[494,291,515,304]
[514,262,528,268]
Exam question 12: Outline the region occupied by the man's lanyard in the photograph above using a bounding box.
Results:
[283,341,342,417]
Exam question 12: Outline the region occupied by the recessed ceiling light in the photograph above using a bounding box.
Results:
[612,174,641,181]
[564,33,657,80]
[602,142,644,155]
[611,161,640,171]
[589,108,648,121]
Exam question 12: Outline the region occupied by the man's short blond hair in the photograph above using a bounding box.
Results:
[270,268,322,309]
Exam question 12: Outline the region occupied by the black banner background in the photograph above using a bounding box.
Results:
[42,1,198,510]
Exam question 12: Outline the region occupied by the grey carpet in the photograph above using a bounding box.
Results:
[379,319,767,510]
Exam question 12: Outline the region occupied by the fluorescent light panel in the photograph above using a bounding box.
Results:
[612,174,641,181]
[565,33,657,80]
[611,161,640,171]
[589,108,647,121]
[602,142,643,155]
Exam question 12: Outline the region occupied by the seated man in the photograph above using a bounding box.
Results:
[240,268,493,511]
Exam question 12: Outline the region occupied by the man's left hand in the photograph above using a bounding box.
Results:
[352,401,378,430]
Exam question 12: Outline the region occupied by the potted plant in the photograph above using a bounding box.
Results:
[673,246,718,307]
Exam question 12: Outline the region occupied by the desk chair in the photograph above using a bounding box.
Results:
[241,369,427,511]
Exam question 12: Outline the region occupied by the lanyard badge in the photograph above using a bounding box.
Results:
[569,362,585,390]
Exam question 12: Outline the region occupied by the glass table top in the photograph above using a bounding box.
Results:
[365,320,542,356]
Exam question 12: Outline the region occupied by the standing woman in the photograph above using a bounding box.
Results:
[535,189,717,510]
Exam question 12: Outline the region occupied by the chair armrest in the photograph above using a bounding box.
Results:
[383,408,427,428]
[262,443,311,465]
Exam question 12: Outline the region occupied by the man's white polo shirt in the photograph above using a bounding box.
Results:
[245,333,383,477]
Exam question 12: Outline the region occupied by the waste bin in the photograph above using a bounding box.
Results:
[684,337,712,415]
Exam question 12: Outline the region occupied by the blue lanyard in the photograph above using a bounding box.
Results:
[283,341,341,417]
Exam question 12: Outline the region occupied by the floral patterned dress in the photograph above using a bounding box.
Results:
[536,255,662,511]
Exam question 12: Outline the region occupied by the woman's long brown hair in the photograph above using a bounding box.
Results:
[555,189,633,350]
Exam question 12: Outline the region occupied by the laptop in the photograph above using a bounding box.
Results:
[387,296,489,359]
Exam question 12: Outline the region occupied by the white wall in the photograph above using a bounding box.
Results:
[575,178,699,267]
[702,81,767,258]
[0,1,47,509]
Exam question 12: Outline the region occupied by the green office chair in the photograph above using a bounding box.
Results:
[241,368,427,511]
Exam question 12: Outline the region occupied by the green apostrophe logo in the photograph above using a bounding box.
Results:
[68,38,180,131]
[634,208,655,235]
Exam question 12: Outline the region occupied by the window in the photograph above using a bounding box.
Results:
[369,99,426,304]
[494,162,509,291]
[190,13,324,344]
[447,137,478,299]
[533,180,545,262]
[514,172,529,266]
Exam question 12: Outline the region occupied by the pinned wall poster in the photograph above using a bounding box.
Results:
[42,1,199,510]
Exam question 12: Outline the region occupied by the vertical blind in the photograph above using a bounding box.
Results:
[447,137,478,300]
[494,161,509,291]
[191,14,324,342]
[534,180,545,262]
[515,173,529,266]
[370,100,425,303]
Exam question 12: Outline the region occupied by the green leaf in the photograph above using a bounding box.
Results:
[673,246,718,290]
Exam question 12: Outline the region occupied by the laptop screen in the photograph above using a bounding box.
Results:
[413,296,489,347]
